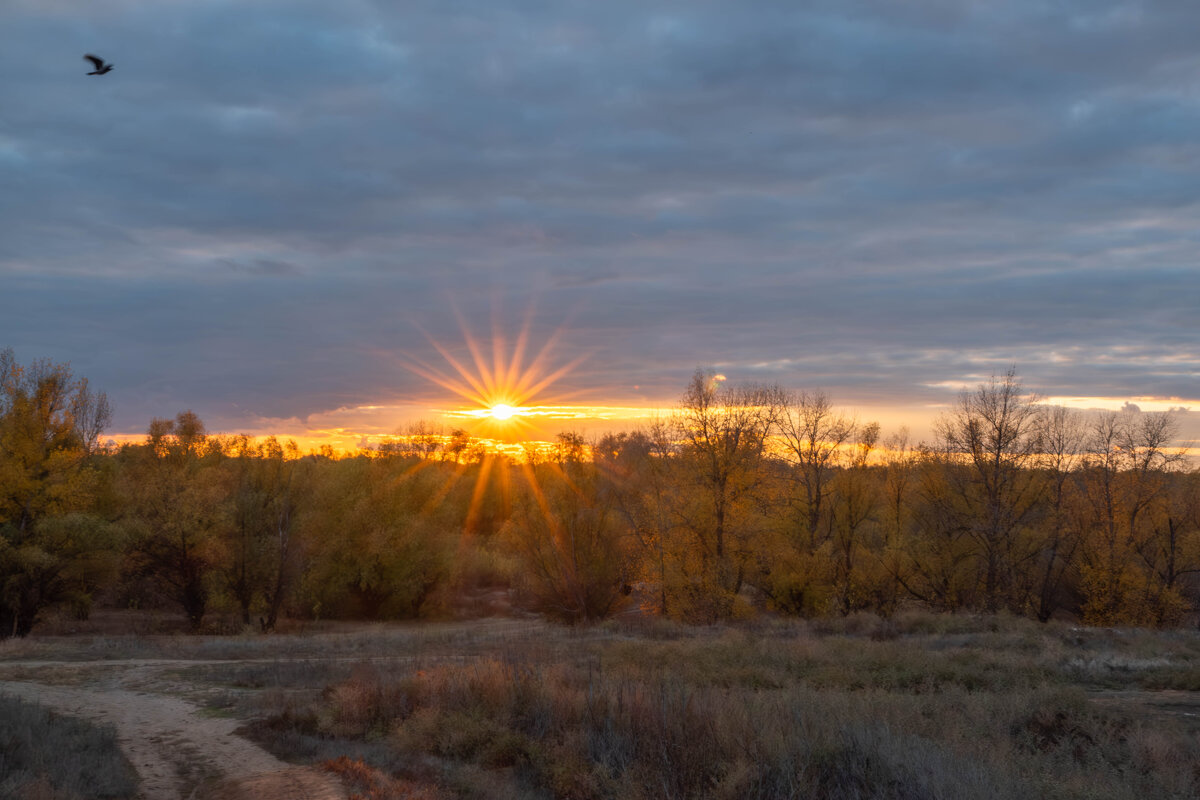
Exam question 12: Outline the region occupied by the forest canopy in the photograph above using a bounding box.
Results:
[2,352,1197,637]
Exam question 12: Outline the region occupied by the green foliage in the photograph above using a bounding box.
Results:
[221,436,303,630]
[119,412,228,629]
[4,355,1199,632]
[0,350,114,637]
[297,455,458,620]
[502,450,630,622]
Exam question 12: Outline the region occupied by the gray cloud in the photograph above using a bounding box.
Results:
[2,0,1198,437]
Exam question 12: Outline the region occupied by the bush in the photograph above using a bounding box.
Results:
[0,693,138,800]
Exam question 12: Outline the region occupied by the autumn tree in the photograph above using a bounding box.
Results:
[1138,470,1200,625]
[828,421,883,614]
[503,435,630,622]
[297,454,456,619]
[595,424,678,615]
[223,436,303,630]
[672,370,782,620]
[121,411,226,629]
[876,428,918,614]
[776,390,857,549]
[0,349,115,636]
[896,446,980,611]
[1028,406,1088,621]
[930,368,1043,611]
[1078,409,1183,624]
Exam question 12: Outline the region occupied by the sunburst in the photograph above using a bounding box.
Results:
[398,305,589,439]
[385,306,594,547]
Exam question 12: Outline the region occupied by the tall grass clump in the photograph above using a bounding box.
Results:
[308,652,1041,800]
[0,694,138,800]
[244,620,1200,800]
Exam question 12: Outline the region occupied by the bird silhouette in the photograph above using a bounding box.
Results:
[84,54,113,75]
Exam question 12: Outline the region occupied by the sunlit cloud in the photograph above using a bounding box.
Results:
[1040,396,1195,414]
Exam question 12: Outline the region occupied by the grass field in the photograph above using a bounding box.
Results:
[4,612,1200,800]
[0,693,138,800]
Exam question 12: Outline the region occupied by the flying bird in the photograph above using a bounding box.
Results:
[84,54,113,75]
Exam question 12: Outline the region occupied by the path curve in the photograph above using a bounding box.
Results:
[0,678,345,800]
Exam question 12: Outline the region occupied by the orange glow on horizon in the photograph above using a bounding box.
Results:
[390,303,603,442]
[405,309,584,403]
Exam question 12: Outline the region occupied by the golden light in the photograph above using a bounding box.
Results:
[396,303,593,442]
[389,304,670,452]
[489,403,518,421]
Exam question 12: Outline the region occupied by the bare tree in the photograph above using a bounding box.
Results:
[1079,408,1184,624]
[1029,405,1087,621]
[674,370,782,617]
[1140,471,1200,625]
[933,368,1043,611]
[830,421,881,614]
[776,390,856,549]
[595,423,677,614]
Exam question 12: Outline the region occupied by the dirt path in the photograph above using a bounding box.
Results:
[0,665,345,800]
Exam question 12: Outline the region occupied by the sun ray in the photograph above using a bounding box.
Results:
[398,353,480,407]
[503,307,534,400]
[453,306,500,399]
[517,353,592,405]
[519,459,557,528]
[510,325,568,401]
[463,454,496,535]
[394,299,597,456]
[414,460,472,517]
[411,323,492,404]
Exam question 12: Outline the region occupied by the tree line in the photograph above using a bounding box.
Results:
[1,349,1197,637]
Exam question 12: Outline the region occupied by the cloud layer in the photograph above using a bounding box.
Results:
[2,1,1197,440]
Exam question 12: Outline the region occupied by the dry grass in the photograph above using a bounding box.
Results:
[10,611,1200,799]
[0,693,138,800]
[226,613,1200,800]
[0,616,550,663]
[321,756,449,800]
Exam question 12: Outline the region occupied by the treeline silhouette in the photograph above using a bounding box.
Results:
[1,348,1197,637]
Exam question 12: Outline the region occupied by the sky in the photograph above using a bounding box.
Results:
[2,0,1198,450]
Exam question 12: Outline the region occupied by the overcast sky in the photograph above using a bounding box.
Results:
[2,0,1197,445]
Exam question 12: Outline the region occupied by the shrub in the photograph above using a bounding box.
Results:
[0,694,138,800]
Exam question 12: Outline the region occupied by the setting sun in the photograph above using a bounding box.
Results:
[489,403,518,420]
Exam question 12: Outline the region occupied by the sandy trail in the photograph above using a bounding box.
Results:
[0,663,345,800]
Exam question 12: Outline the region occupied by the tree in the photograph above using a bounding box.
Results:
[828,421,882,614]
[297,454,454,620]
[931,368,1043,611]
[504,439,629,622]
[672,370,782,620]
[0,349,114,637]
[121,411,226,629]
[223,436,303,630]
[1028,406,1087,621]
[1138,470,1200,625]
[776,390,857,549]
[897,445,979,611]
[877,427,917,614]
[596,424,678,615]
[1078,409,1183,625]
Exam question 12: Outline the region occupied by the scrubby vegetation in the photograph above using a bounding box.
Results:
[3,349,1199,637]
[202,614,1200,800]
[0,693,138,800]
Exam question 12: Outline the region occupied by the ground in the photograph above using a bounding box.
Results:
[3,611,1200,800]
[0,657,344,800]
